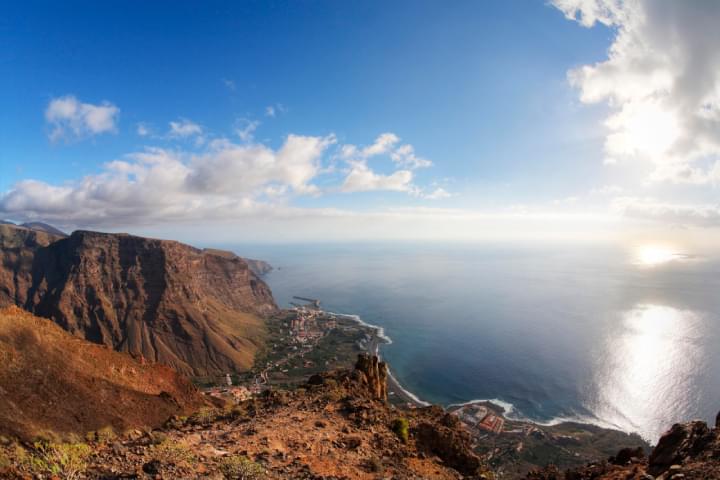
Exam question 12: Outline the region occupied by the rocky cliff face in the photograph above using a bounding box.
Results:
[0,225,277,376]
[0,306,203,441]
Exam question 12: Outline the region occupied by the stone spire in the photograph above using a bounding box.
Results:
[354,353,388,401]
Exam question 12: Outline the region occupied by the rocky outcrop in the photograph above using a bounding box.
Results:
[243,257,273,276]
[525,414,720,479]
[648,420,715,476]
[354,353,388,401]
[415,409,484,476]
[0,225,277,376]
[0,306,203,440]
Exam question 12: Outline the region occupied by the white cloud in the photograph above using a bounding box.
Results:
[265,104,285,117]
[136,123,151,137]
[168,118,203,138]
[342,132,432,169]
[553,0,720,183]
[234,119,260,142]
[390,144,433,169]
[590,184,623,195]
[45,95,119,142]
[612,196,720,227]
[337,132,436,194]
[341,161,414,193]
[0,134,335,226]
[222,78,236,91]
[362,133,400,157]
[423,187,452,200]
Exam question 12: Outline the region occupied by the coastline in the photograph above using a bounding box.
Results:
[328,311,428,407]
[327,308,633,436]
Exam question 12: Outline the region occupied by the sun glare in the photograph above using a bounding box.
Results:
[635,245,682,266]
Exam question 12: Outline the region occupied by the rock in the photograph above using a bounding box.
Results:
[307,374,325,386]
[610,446,645,465]
[142,460,161,475]
[415,421,483,476]
[649,421,714,476]
[354,354,388,401]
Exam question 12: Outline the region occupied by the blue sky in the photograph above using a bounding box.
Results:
[2,1,719,244]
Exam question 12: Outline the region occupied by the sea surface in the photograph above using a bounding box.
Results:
[219,242,720,442]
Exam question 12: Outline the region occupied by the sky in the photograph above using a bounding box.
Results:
[2,0,720,246]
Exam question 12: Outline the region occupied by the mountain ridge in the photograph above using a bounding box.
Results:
[0,224,276,376]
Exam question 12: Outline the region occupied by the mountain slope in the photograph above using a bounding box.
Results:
[0,306,202,441]
[0,225,277,376]
[20,221,68,237]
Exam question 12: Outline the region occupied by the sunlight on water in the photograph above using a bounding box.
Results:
[591,304,703,441]
[635,245,685,266]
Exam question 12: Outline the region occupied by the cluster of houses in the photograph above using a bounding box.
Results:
[453,403,506,434]
[287,307,337,344]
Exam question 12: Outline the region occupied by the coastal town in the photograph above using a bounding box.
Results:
[200,296,379,404]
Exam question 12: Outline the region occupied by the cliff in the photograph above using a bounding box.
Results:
[0,306,203,441]
[0,224,277,376]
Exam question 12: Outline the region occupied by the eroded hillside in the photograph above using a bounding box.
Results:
[0,224,276,376]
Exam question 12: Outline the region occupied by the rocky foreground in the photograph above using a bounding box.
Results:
[525,413,720,479]
[0,353,491,479]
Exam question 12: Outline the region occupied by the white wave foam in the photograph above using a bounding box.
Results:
[327,312,393,345]
[447,398,626,432]
[387,369,431,407]
[448,398,518,417]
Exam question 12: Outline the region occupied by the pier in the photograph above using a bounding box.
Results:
[292,296,321,308]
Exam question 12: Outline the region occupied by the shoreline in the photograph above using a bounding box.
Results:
[326,308,635,437]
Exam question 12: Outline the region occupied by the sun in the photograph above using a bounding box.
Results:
[635,245,681,266]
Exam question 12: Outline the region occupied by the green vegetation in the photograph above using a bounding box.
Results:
[147,439,196,466]
[94,425,116,443]
[218,454,265,479]
[18,441,92,480]
[190,407,221,425]
[391,417,410,444]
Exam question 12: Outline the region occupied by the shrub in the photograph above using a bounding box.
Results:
[96,426,116,443]
[391,418,409,444]
[218,455,265,479]
[21,441,91,480]
[190,407,219,425]
[147,439,196,466]
[148,431,168,445]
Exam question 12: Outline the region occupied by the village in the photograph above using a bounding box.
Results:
[201,297,369,405]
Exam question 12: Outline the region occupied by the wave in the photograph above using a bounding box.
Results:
[327,311,393,345]
[386,369,432,406]
[447,398,626,432]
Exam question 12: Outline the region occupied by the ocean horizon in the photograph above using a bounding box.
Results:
[220,241,720,443]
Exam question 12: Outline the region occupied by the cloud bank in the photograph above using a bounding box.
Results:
[45,95,119,142]
[553,0,720,184]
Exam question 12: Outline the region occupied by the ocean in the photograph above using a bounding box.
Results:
[221,241,720,442]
